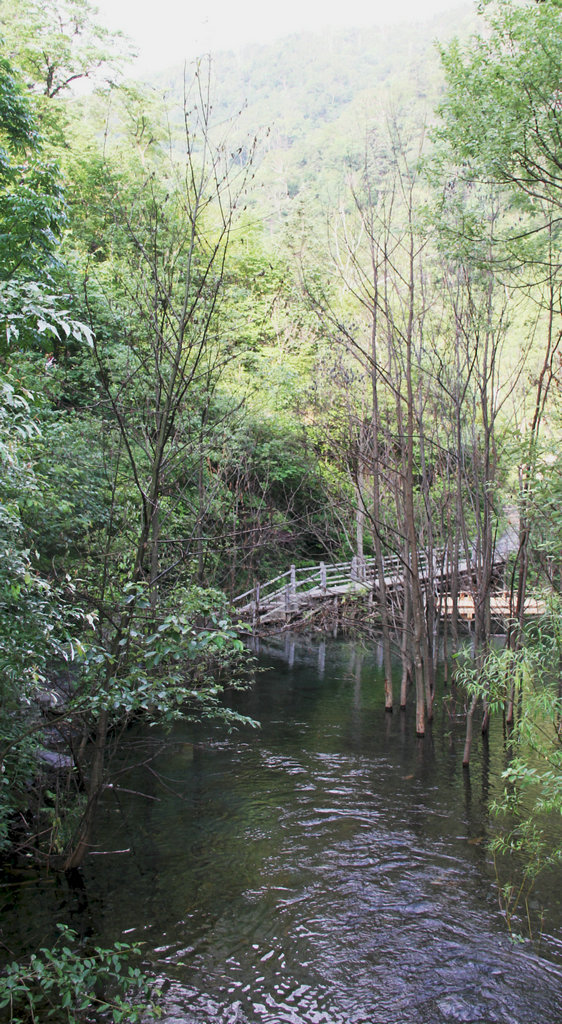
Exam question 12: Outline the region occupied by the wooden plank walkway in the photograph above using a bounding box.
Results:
[443,592,547,621]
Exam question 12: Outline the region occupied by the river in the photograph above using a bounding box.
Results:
[2,634,562,1023]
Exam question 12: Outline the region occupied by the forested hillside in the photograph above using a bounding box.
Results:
[0,0,560,922]
[156,6,473,213]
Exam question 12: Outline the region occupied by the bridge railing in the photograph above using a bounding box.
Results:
[232,557,372,612]
[232,551,432,619]
[232,568,293,608]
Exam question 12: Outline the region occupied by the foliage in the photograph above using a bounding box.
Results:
[0,279,93,353]
[0,0,133,99]
[0,52,37,151]
[0,367,92,851]
[437,0,562,201]
[0,52,66,280]
[459,613,562,934]
[434,0,562,266]
[526,447,562,592]
[0,924,158,1023]
[70,585,256,725]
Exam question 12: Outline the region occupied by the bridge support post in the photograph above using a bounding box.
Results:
[320,561,326,593]
[289,564,297,612]
[252,583,260,631]
[351,555,358,584]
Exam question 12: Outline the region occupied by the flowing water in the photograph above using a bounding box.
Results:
[2,635,562,1023]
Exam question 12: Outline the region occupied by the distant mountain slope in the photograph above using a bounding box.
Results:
[153,5,475,213]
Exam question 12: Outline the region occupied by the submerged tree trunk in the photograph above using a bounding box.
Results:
[463,694,479,767]
[400,567,412,710]
[370,307,394,711]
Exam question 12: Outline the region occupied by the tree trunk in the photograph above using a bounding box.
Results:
[64,709,109,871]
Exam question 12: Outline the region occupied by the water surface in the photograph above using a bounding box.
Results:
[2,635,562,1023]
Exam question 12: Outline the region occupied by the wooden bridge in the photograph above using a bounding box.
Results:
[231,522,523,630]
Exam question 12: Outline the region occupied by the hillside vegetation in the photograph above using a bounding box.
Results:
[153,7,474,214]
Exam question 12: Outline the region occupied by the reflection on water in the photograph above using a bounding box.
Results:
[1,635,562,1023]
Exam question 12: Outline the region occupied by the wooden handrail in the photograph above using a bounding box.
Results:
[232,550,424,613]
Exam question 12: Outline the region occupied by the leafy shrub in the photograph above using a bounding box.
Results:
[0,924,159,1023]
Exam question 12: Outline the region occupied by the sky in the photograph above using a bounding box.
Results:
[92,0,467,74]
